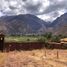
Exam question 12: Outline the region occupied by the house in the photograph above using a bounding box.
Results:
[60,38,67,44]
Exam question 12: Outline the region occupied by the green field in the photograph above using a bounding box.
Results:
[5,36,45,43]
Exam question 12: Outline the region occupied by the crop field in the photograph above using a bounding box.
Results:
[0,49,67,67]
[5,36,44,43]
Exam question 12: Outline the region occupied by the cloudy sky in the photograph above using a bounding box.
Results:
[0,0,67,21]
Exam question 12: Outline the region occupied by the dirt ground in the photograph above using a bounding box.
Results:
[0,49,67,67]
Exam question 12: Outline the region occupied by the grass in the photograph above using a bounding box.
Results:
[2,49,67,67]
[5,36,44,43]
[0,52,7,66]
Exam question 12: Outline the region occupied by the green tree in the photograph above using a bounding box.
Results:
[43,32,52,42]
[51,35,60,42]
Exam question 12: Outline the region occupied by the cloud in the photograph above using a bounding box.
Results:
[37,9,67,22]
[44,0,67,14]
[0,12,4,16]
[23,2,41,14]
[0,0,67,21]
[0,0,49,15]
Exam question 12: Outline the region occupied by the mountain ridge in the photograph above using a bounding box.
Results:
[0,14,47,35]
[51,13,67,35]
[0,13,67,35]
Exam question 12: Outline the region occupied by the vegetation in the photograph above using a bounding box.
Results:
[5,33,67,43]
[0,52,7,65]
[5,35,44,43]
[1,49,67,67]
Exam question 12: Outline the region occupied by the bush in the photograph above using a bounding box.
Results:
[27,39,30,41]
[37,37,48,43]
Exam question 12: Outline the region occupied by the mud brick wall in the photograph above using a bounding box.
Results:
[4,42,67,51]
[45,43,67,49]
[5,42,45,51]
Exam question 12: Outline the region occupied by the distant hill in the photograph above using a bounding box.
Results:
[0,14,47,35]
[51,13,67,35]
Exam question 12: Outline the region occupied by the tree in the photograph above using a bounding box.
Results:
[51,35,60,42]
[44,32,52,42]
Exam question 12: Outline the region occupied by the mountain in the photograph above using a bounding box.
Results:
[51,13,67,35]
[0,14,48,35]
[0,13,67,35]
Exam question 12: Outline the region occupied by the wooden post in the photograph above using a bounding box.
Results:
[45,49,46,57]
[0,33,5,52]
[57,50,59,59]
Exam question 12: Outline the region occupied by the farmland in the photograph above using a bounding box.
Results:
[0,35,67,67]
[5,35,44,43]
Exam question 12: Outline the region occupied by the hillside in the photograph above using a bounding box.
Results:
[0,14,48,35]
[51,13,67,35]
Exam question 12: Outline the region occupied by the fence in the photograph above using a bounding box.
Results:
[44,49,59,59]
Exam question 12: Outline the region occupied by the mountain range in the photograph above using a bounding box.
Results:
[0,13,67,35]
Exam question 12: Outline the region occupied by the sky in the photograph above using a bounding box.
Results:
[0,0,67,22]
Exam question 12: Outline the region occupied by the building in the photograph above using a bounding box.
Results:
[60,38,67,44]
